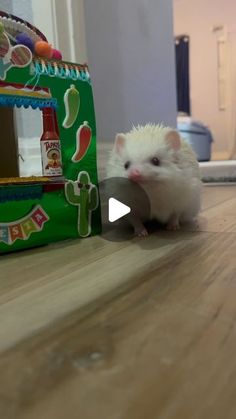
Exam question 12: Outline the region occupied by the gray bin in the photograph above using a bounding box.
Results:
[178,121,213,162]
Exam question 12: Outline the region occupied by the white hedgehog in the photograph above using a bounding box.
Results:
[106,123,202,236]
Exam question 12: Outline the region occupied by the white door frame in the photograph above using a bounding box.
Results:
[31,0,57,46]
[31,0,87,64]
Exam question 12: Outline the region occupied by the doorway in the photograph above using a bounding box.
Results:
[173,0,236,182]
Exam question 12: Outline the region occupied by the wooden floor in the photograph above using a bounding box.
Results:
[1,185,236,419]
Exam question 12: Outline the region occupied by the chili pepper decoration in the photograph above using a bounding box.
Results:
[71,121,92,162]
[63,84,80,129]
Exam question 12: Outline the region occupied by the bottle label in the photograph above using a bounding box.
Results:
[41,140,63,177]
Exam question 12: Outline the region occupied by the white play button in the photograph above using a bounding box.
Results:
[108,197,131,223]
[99,177,151,241]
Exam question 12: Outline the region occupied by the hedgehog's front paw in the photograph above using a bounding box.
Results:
[135,226,149,238]
[166,215,180,231]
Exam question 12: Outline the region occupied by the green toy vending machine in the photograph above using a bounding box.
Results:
[0,11,101,254]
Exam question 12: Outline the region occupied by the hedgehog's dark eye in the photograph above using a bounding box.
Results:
[151,157,160,166]
[124,161,130,170]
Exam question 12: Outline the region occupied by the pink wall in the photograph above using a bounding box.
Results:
[174,0,236,154]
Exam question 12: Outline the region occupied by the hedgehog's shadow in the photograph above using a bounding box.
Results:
[134,218,201,251]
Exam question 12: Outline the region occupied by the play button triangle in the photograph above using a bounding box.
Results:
[108,197,131,223]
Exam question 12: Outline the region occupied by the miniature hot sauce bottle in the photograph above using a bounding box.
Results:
[40,107,63,177]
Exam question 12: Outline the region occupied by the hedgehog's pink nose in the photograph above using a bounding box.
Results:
[128,169,142,182]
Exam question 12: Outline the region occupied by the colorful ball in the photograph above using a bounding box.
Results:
[35,41,53,59]
[15,33,35,52]
[52,48,62,60]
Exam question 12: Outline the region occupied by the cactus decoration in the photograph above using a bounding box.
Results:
[65,171,98,237]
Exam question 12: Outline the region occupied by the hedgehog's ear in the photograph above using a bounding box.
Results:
[114,133,126,153]
[165,130,181,151]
